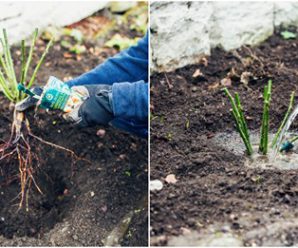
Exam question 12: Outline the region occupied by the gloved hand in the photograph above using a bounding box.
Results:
[63,84,114,127]
[16,77,114,128]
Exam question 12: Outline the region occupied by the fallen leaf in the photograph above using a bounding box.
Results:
[63,52,73,59]
[200,57,208,67]
[220,77,232,87]
[165,174,177,184]
[192,69,203,78]
[240,71,252,86]
[96,129,106,138]
[281,30,296,40]
[208,82,220,90]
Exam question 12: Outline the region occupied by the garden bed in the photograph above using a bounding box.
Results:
[0,27,148,246]
[150,28,298,246]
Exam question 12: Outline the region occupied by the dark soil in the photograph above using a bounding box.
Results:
[0,19,148,247]
[150,29,298,246]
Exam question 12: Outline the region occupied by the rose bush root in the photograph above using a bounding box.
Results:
[0,109,87,211]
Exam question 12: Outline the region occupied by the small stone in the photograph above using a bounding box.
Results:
[90,191,95,197]
[168,193,176,199]
[101,205,108,213]
[97,142,104,149]
[72,234,78,240]
[1,217,4,221]
[96,129,106,138]
[165,174,177,184]
[221,77,232,86]
[192,69,203,78]
[130,143,137,151]
[150,180,163,191]
[119,154,126,160]
[229,214,237,220]
[192,86,198,92]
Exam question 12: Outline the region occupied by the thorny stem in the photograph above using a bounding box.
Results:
[290,135,298,144]
[224,87,253,155]
[235,93,250,141]
[259,80,272,155]
[271,91,295,147]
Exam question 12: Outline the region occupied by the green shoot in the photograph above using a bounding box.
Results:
[27,38,53,89]
[271,91,295,147]
[259,80,272,155]
[0,31,18,100]
[290,135,298,144]
[21,28,38,86]
[224,87,253,155]
[0,28,53,103]
[20,40,26,83]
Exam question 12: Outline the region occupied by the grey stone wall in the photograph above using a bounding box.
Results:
[151,1,298,72]
[0,2,108,44]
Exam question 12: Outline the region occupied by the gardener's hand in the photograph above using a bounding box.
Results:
[63,84,114,127]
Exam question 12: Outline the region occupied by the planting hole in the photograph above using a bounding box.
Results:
[212,132,298,170]
[0,150,75,239]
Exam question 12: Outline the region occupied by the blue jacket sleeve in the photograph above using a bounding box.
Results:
[67,32,148,87]
[112,81,148,122]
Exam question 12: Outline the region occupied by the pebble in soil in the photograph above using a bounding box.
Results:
[212,131,298,170]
